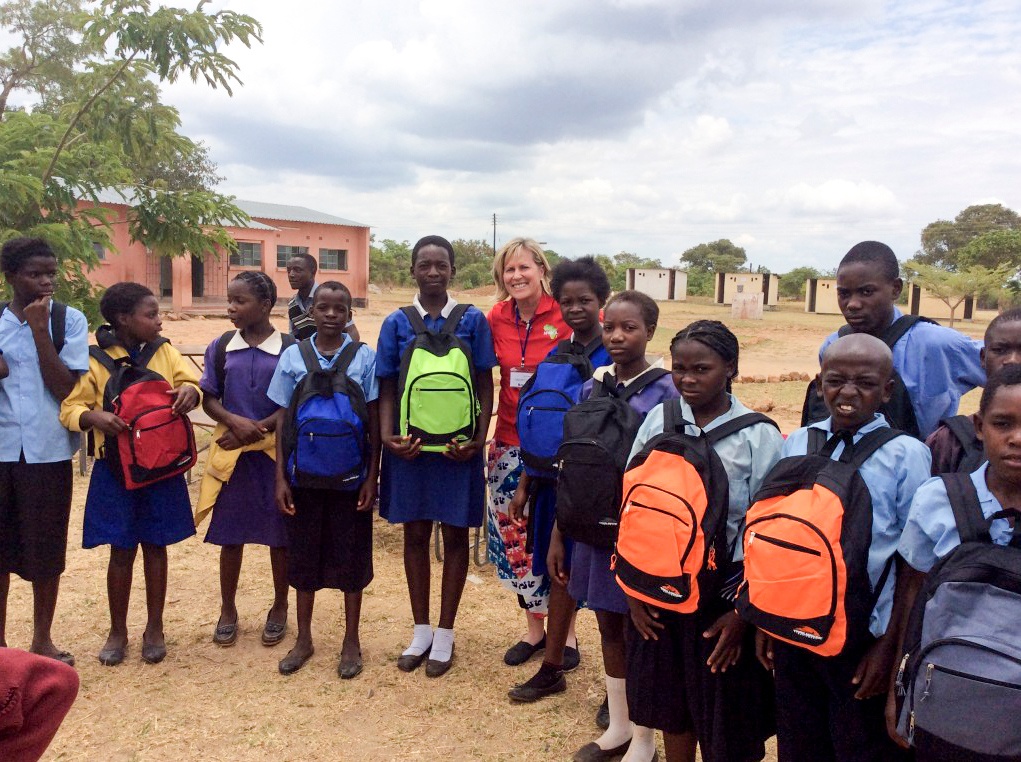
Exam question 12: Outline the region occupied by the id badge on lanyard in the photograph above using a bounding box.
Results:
[511,308,536,388]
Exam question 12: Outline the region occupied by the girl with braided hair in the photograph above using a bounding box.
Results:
[196,270,294,649]
[620,320,783,762]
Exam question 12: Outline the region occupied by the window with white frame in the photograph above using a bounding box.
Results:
[277,245,309,268]
[319,248,348,271]
[230,242,262,267]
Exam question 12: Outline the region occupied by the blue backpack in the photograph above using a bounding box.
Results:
[516,337,603,478]
[280,339,369,491]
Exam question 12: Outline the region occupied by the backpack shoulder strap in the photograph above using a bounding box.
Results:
[662,398,686,433]
[297,338,321,375]
[942,415,977,449]
[440,303,471,335]
[50,301,66,354]
[88,344,118,374]
[940,472,992,544]
[280,332,298,351]
[617,367,671,402]
[400,305,430,336]
[333,340,364,374]
[136,337,168,369]
[808,426,830,454]
[706,412,779,446]
[881,315,922,347]
[213,330,237,399]
[847,427,905,469]
[581,335,605,358]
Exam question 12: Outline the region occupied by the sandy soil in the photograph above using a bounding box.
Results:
[6,289,990,760]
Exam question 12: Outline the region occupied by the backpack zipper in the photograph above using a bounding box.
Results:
[748,532,822,556]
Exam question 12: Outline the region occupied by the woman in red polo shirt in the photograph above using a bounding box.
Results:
[486,238,571,666]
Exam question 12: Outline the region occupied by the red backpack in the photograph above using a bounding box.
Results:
[88,339,197,490]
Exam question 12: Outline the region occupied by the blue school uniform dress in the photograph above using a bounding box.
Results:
[0,302,88,580]
[528,338,612,579]
[623,394,785,758]
[375,296,497,528]
[772,414,931,762]
[198,330,289,548]
[899,462,1016,572]
[566,366,680,614]
[819,308,984,438]
[267,334,378,592]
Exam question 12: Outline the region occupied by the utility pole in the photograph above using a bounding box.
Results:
[492,213,497,255]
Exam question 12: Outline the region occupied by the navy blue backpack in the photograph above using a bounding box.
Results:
[516,337,603,478]
[280,339,369,490]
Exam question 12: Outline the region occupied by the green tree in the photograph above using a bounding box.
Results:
[779,266,821,299]
[918,204,1021,271]
[0,0,261,321]
[369,237,412,286]
[903,259,1013,326]
[680,239,747,274]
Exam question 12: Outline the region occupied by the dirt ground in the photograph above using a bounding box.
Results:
[8,289,989,761]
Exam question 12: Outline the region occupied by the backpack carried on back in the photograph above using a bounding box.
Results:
[516,336,603,479]
[280,339,369,490]
[801,315,933,438]
[614,400,778,614]
[938,414,986,474]
[554,367,670,548]
[0,300,67,353]
[89,339,197,490]
[396,304,478,453]
[895,473,1021,761]
[736,426,903,656]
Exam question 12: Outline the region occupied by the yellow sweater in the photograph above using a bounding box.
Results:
[60,342,201,452]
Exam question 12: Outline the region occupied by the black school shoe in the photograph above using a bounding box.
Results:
[563,643,580,672]
[508,664,567,702]
[503,635,545,666]
[595,694,609,729]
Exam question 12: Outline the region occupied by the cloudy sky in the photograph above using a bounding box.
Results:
[164,0,1021,272]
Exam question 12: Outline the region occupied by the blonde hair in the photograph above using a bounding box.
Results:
[492,237,553,301]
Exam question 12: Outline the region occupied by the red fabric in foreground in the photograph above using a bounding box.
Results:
[0,648,78,762]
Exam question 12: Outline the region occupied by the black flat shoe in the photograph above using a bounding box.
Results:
[261,617,287,647]
[563,643,581,672]
[595,693,610,729]
[572,739,631,762]
[338,651,362,679]
[425,644,454,678]
[279,646,314,675]
[508,666,566,702]
[98,645,126,667]
[397,645,430,672]
[213,618,238,647]
[141,641,167,665]
[503,635,545,666]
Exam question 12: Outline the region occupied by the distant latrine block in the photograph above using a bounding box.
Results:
[908,284,973,320]
[626,268,688,301]
[805,278,841,314]
[714,272,779,306]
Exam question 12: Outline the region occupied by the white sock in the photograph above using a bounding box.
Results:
[402,624,433,657]
[594,674,633,750]
[431,627,454,662]
[621,725,656,762]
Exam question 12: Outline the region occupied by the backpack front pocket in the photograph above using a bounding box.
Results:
[293,418,364,488]
[406,372,475,446]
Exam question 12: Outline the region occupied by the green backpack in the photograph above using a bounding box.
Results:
[397,304,479,452]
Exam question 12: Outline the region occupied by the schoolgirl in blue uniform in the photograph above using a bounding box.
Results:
[376,235,496,678]
[198,271,290,648]
[624,321,784,762]
[267,281,380,678]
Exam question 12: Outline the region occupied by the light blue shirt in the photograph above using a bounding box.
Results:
[899,462,1014,573]
[0,303,89,463]
[267,334,378,409]
[629,395,785,561]
[819,307,984,438]
[782,414,932,637]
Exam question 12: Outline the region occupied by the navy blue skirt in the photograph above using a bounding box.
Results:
[83,460,196,550]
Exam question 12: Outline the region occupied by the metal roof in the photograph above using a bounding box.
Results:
[234,199,370,229]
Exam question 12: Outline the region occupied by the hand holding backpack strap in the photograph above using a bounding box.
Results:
[940,472,993,544]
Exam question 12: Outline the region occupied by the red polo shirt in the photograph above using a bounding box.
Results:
[487,294,570,446]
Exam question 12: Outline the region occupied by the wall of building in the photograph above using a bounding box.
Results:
[805,278,842,314]
[909,284,974,320]
[626,268,687,301]
[715,272,779,305]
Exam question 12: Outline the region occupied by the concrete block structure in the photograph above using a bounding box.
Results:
[626,268,687,301]
[805,278,841,314]
[908,284,974,321]
[714,272,779,306]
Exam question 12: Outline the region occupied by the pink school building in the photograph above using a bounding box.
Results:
[83,195,371,311]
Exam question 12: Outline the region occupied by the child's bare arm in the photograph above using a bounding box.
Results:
[379,376,421,460]
[273,407,294,516]
[358,400,381,511]
[203,394,266,448]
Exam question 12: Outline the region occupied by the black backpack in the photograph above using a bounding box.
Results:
[211,330,297,399]
[0,300,67,353]
[895,472,1021,760]
[801,315,933,438]
[554,367,670,548]
[937,414,986,474]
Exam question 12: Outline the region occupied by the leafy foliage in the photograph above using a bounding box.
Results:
[903,259,1013,326]
[0,0,262,322]
[779,266,822,299]
[917,204,1021,271]
[680,239,747,275]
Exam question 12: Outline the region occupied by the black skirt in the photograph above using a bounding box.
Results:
[286,487,373,592]
[626,601,776,762]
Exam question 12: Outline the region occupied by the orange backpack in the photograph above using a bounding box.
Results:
[614,401,778,614]
[736,427,902,656]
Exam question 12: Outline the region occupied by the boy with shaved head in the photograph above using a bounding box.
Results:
[754,334,932,762]
[805,241,984,439]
